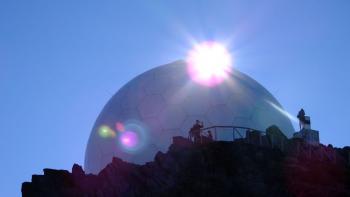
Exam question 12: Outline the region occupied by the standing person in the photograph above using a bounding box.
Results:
[192,120,203,143]
[297,108,306,130]
[188,127,194,141]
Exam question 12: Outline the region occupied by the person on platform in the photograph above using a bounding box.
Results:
[191,120,203,143]
[188,127,194,141]
[297,108,306,130]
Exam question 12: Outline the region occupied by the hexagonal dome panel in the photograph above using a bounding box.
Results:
[206,104,234,126]
[138,94,165,119]
[158,104,187,130]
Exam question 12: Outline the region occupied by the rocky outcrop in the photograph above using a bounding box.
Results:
[22,136,350,197]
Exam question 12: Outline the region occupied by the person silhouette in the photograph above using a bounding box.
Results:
[297,108,306,130]
[297,108,305,120]
[188,127,194,141]
[192,120,203,143]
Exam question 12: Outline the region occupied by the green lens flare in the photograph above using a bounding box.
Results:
[98,125,116,138]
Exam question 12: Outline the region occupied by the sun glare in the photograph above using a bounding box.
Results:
[187,41,232,87]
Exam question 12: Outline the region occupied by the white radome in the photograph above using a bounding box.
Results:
[85,60,294,174]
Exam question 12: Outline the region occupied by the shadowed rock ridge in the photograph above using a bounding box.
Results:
[22,135,350,197]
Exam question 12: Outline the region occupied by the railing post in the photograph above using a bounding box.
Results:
[215,127,217,141]
[232,127,235,141]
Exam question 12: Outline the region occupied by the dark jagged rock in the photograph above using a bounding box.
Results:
[22,136,350,197]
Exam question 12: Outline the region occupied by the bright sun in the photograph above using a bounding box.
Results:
[186,41,232,87]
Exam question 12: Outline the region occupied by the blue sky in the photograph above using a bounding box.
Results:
[1,1,350,196]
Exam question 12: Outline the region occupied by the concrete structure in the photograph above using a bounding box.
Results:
[246,130,263,146]
[293,129,320,145]
[266,125,288,151]
[301,116,311,130]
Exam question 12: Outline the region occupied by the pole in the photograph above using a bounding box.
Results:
[232,127,235,141]
[215,127,217,141]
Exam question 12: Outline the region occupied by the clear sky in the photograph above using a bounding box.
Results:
[1,0,350,196]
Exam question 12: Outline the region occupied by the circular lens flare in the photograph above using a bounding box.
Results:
[117,120,148,153]
[187,41,232,87]
[120,131,139,149]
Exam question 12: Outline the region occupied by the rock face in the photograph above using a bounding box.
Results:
[22,136,350,197]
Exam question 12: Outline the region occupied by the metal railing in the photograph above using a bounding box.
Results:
[200,125,266,141]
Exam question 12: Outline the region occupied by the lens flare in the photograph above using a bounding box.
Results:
[120,131,139,148]
[117,120,148,153]
[98,125,116,138]
[115,122,125,132]
[187,41,232,87]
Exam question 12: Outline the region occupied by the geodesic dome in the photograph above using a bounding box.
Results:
[85,60,294,174]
